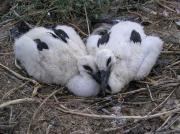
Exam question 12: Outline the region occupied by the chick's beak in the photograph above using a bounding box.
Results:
[100,70,110,91]
[91,69,111,97]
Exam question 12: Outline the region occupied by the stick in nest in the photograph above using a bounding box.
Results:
[147,88,176,116]
[0,98,36,109]
[1,82,28,100]
[27,88,62,134]
[14,59,22,70]
[155,0,176,13]
[68,23,88,37]
[146,84,155,103]
[0,62,38,84]
[57,104,180,120]
[84,3,90,36]
[13,10,33,29]
[156,114,173,131]
[0,62,43,96]
[162,51,180,55]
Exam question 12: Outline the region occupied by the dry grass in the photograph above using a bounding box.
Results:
[0,0,180,133]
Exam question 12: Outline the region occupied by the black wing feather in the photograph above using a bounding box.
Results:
[34,39,49,51]
[97,32,110,47]
[53,29,69,43]
[130,30,141,43]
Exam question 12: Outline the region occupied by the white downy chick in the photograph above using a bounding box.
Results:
[86,21,145,94]
[14,25,87,85]
[86,21,163,94]
[67,55,100,97]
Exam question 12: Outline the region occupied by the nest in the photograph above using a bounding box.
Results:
[0,0,180,133]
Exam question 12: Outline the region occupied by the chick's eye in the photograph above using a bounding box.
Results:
[83,65,93,72]
[106,57,111,66]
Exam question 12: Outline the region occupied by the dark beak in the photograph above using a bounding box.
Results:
[99,70,110,91]
[91,68,111,97]
[91,71,101,84]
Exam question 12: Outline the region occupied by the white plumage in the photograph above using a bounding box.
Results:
[14,20,163,96]
[86,21,163,94]
[86,34,101,56]
[86,21,146,58]
[14,25,101,97]
[14,25,87,85]
[135,36,163,80]
[67,55,100,97]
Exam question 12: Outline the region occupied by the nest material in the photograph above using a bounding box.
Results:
[0,0,180,133]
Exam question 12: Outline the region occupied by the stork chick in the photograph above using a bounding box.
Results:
[14,25,86,85]
[86,21,163,95]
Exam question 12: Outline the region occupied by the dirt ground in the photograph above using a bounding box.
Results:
[0,0,180,134]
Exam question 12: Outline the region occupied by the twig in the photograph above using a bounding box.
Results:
[157,128,180,133]
[15,59,22,70]
[0,19,15,27]
[120,80,180,102]
[127,9,148,21]
[120,88,147,96]
[46,124,53,134]
[0,124,17,130]
[131,88,178,132]
[9,106,13,124]
[57,104,180,120]
[147,88,175,115]
[156,113,180,132]
[2,82,28,100]
[123,124,141,134]
[0,52,13,55]
[32,89,61,119]
[0,98,36,109]
[27,88,61,134]
[155,0,176,13]
[32,84,42,97]
[60,104,139,119]
[123,98,163,105]
[68,23,88,36]
[166,60,180,68]
[161,51,180,55]
[162,114,180,130]
[0,62,38,84]
[139,7,157,15]
[103,126,123,133]
[113,80,179,98]
[156,114,173,131]
[84,3,90,35]
[13,10,33,28]
[146,84,155,103]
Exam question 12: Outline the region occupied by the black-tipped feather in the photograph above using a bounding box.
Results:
[130,30,141,43]
[48,32,59,39]
[97,32,110,47]
[53,29,69,43]
[34,39,49,51]
[106,57,111,67]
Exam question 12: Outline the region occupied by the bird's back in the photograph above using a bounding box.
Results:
[14,26,87,85]
[54,25,87,57]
